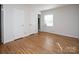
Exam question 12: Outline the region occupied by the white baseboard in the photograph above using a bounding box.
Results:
[3,32,38,44]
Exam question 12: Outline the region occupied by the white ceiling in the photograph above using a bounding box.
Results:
[25,4,68,11]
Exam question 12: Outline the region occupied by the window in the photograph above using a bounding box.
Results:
[44,14,53,26]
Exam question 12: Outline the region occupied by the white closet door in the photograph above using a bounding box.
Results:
[13,9,25,39]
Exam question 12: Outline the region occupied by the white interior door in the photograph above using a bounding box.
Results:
[13,9,25,39]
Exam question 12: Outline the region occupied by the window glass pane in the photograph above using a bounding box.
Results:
[44,14,53,26]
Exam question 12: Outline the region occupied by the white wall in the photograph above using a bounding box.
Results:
[41,5,79,39]
[29,4,65,33]
[2,4,37,44]
[2,4,67,44]
[2,5,14,43]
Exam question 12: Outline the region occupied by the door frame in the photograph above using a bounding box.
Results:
[0,4,4,43]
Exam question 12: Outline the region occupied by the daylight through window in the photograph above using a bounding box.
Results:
[44,14,53,26]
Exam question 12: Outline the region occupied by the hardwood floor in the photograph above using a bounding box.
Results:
[0,32,79,54]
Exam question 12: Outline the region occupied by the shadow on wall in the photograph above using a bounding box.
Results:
[0,5,1,42]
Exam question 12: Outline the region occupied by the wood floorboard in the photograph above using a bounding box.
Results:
[0,32,79,54]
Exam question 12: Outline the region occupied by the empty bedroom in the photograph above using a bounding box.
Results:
[0,4,79,54]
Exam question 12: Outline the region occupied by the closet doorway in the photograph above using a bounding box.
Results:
[38,14,41,32]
